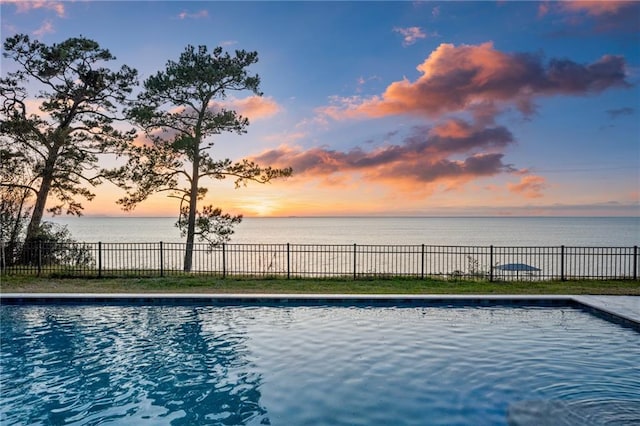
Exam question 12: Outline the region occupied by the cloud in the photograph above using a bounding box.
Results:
[177,9,208,20]
[606,107,634,119]
[559,1,633,16]
[209,96,281,121]
[131,96,281,146]
[541,0,640,33]
[507,175,547,198]
[318,42,629,121]
[264,131,307,146]
[1,0,65,17]
[393,26,427,46]
[33,20,54,37]
[538,2,551,17]
[251,119,518,190]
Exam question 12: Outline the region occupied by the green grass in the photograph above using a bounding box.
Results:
[1,275,639,295]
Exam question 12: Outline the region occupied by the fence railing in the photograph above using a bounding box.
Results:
[1,242,638,281]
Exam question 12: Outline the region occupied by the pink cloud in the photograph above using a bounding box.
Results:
[393,26,427,46]
[560,1,633,16]
[507,175,547,198]
[251,120,518,189]
[318,42,629,121]
[541,0,639,33]
[33,20,55,37]
[132,96,281,145]
[2,0,65,17]
[209,96,281,121]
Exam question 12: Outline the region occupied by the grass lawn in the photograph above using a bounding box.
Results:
[1,275,639,295]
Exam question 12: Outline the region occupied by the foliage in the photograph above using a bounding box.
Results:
[27,222,94,267]
[0,148,36,267]
[1,222,94,268]
[0,34,138,244]
[107,45,291,271]
[176,205,243,247]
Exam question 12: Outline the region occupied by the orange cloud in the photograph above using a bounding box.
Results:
[209,96,281,121]
[318,42,629,121]
[2,0,65,17]
[507,175,547,198]
[429,118,474,138]
[251,120,518,190]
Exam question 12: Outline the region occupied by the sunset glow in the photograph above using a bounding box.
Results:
[2,1,638,217]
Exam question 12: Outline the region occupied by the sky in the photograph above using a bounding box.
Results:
[1,0,639,217]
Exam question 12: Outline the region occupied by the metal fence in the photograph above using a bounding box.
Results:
[1,241,638,281]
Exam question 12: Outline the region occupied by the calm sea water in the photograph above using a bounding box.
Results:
[1,303,639,425]
[46,216,640,246]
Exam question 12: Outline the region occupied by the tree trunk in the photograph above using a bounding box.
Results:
[24,177,51,243]
[183,155,200,272]
[23,145,58,263]
[25,146,59,238]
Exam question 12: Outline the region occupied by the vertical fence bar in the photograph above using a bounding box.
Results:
[287,243,291,279]
[353,243,357,280]
[560,245,565,281]
[37,241,42,277]
[421,244,425,279]
[222,243,227,278]
[98,242,102,278]
[634,245,638,281]
[159,241,164,277]
[489,245,494,282]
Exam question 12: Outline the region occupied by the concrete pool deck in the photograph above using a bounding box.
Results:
[1,293,638,328]
[573,295,640,325]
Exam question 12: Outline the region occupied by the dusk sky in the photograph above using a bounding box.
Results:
[2,1,639,217]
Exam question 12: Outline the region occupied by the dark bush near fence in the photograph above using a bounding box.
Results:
[2,224,94,272]
[2,241,638,281]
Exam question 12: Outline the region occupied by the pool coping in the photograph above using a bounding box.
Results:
[1,293,638,330]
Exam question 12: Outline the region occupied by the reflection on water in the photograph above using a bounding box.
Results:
[0,306,269,425]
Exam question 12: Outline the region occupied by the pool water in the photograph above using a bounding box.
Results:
[1,303,639,425]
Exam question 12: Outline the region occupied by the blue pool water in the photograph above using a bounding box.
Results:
[1,303,639,425]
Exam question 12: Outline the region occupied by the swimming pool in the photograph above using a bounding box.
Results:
[1,298,639,425]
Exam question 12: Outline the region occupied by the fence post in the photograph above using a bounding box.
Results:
[36,241,42,276]
[421,244,425,279]
[560,245,565,281]
[222,243,227,278]
[634,245,638,281]
[98,242,102,278]
[159,241,164,277]
[353,243,357,280]
[489,245,494,282]
[287,243,291,280]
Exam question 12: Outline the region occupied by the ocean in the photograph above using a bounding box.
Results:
[46,216,640,247]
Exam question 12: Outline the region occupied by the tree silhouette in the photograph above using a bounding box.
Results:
[109,45,291,271]
[0,35,138,249]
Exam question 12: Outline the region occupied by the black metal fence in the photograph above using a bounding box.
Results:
[2,241,638,281]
